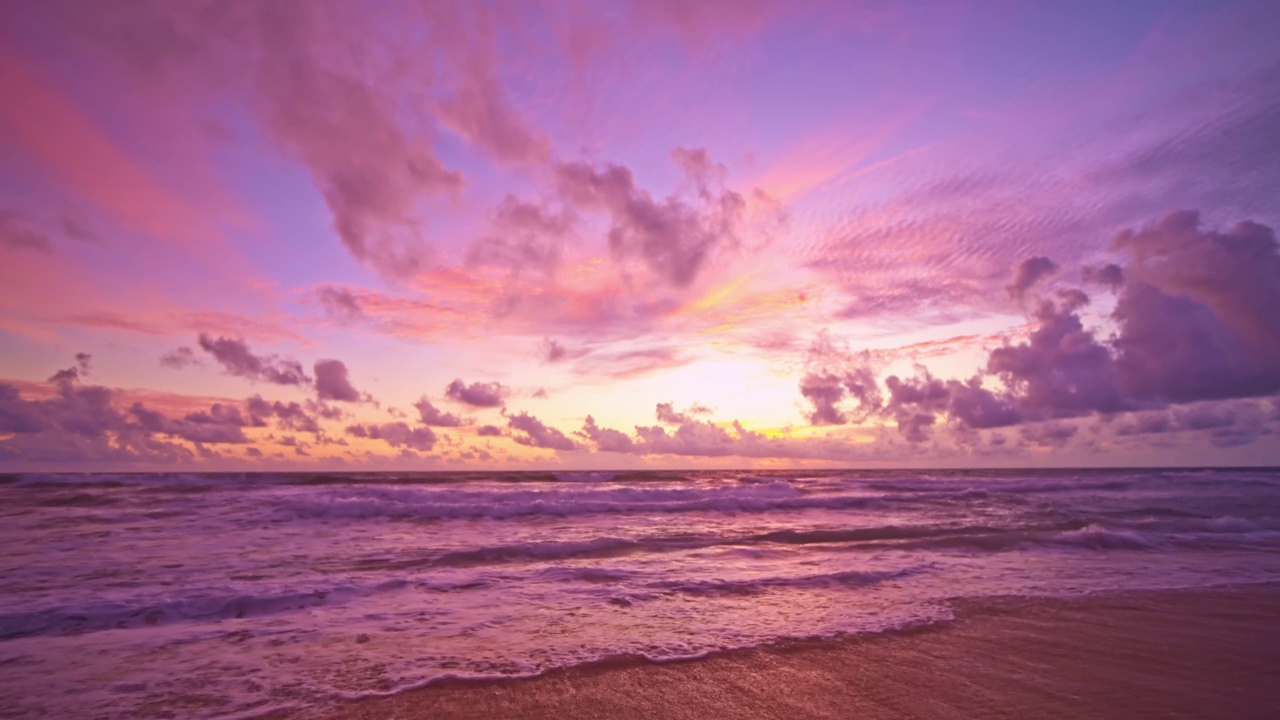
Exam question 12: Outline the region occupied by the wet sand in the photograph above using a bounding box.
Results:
[307,584,1280,720]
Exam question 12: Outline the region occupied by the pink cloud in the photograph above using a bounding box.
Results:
[0,44,239,258]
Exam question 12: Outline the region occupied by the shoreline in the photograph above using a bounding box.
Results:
[300,583,1280,720]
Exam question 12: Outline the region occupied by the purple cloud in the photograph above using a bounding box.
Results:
[1081,263,1124,288]
[986,293,1125,418]
[577,415,636,452]
[1111,210,1280,403]
[1019,421,1077,448]
[246,396,321,434]
[346,422,438,452]
[0,210,51,253]
[538,338,578,364]
[0,357,276,464]
[577,415,896,463]
[1005,256,1058,302]
[313,359,361,402]
[555,148,745,288]
[197,334,309,386]
[466,196,573,277]
[445,379,506,408]
[655,402,688,425]
[129,402,250,444]
[414,398,465,427]
[507,412,577,451]
[48,353,92,384]
[797,334,881,426]
[317,287,364,324]
[810,212,1280,445]
[160,347,200,369]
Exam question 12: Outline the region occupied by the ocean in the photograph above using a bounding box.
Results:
[2,468,1279,719]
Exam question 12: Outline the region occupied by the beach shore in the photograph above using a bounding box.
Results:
[304,584,1280,720]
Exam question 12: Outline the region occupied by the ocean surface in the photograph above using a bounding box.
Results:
[2,468,1279,719]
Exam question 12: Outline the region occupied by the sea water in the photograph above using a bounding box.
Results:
[2,468,1279,718]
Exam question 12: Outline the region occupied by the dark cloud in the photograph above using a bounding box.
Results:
[475,424,503,437]
[414,398,465,427]
[444,379,506,408]
[197,334,309,386]
[555,148,745,288]
[346,422,437,452]
[160,346,200,369]
[507,412,577,451]
[313,359,361,402]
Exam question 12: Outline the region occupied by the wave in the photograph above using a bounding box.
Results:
[385,536,660,570]
[747,524,1027,545]
[278,481,880,521]
[865,477,1140,495]
[352,511,1280,574]
[553,472,617,483]
[645,565,933,596]
[1047,524,1162,550]
[0,580,414,641]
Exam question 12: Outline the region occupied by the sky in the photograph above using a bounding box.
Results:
[1,0,1279,471]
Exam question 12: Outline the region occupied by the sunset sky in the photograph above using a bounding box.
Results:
[2,0,1278,470]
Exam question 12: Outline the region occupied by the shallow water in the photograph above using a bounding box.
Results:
[2,468,1279,719]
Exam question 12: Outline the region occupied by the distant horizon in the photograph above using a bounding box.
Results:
[6,464,1280,476]
[3,1,1279,471]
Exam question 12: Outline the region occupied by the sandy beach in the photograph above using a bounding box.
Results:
[306,584,1280,720]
